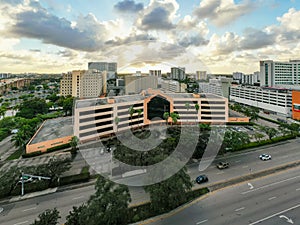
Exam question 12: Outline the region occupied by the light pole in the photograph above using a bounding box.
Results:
[20,173,51,196]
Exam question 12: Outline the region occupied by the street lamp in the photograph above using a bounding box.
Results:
[19,173,51,196]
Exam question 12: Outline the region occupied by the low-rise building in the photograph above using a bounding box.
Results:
[74,89,246,143]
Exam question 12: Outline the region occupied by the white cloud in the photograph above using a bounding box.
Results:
[194,0,256,27]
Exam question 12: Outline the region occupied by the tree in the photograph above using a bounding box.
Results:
[31,208,60,225]
[66,176,131,225]
[16,98,49,119]
[253,132,264,142]
[145,166,192,214]
[194,103,199,113]
[0,105,7,119]
[65,205,87,225]
[264,127,277,140]
[62,96,74,116]
[223,130,250,151]
[38,157,71,185]
[70,136,79,156]
[0,166,20,197]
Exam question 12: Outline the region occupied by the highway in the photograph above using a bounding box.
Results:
[0,138,299,224]
[145,166,300,225]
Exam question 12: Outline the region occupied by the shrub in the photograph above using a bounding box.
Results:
[22,151,43,158]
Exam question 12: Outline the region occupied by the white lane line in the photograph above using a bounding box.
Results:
[216,171,225,175]
[234,207,245,212]
[0,207,3,214]
[196,219,208,224]
[73,195,84,200]
[22,207,36,212]
[268,196,277,201]
[14,221,29,225]
[296,188,300,191]
[249,203,300,225]
[235,160,241,163]
[242,175,300,194]
[242,165,249,168]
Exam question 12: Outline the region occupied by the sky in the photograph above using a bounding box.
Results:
[0,0,300,74]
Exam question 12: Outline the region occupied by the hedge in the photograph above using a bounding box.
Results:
[58,170,90,186]
[128,187,209,223]
[22,151,43,158]
[46,143,71,153]
[231,134,296,152]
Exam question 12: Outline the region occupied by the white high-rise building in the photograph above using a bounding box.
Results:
[260,60,300,88]
[171,67,186,80]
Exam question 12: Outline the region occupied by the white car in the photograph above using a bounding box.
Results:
[259,154,272,161]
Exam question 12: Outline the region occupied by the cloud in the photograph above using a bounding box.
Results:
[114,0,144,13]
[29,49,41,52]
[3,3,105,51]
[136,0,179,30]
[239,28,276,50]
[194,0,256,27]
[57,49,78,58]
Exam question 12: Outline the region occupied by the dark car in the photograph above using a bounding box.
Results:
[195,175,208,184]
[216,161,229,169]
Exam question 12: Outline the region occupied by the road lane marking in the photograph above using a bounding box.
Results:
[14,221,28,225]
[249,203,300,225]
[22,207,36,212]
[196,219,208,224]
[0,207,3,214]
[242,165,249,168]
[216,171,224,175]
[241,175,300,194]
[268,196,277,201]
[235,207,245,212]
[235,160,241,163]
[296,188,300,191]
[73,195,84,200]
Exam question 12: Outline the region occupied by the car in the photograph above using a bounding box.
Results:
[217,161,229,169]
[195,175,208,184]
[259,154,272,161]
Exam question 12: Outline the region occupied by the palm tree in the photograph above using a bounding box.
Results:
[163,112,169,125]
[170,112,179,125]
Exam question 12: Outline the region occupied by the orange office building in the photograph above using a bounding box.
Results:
[292,90,300,120]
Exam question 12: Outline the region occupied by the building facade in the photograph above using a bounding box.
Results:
[260,60,300,88]
[161,79,187,93]
[73,89,242,142]
[230,85,293,117]
[60,70,107,98]
[124,75,158,95]
[88,62,117,80]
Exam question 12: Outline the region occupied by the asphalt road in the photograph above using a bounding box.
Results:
[145,165,300,225]
[0,138,299,225]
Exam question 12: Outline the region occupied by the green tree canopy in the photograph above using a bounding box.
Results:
[16,97,49,119]
[31,208,60,225]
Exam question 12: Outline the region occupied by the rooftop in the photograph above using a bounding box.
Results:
[30,117,73,144]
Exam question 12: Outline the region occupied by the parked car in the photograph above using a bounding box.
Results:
[195,175,208,184]
[217,161,229,169]
[259,154,272,161]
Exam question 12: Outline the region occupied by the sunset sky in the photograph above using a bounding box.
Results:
[1,0,300,74]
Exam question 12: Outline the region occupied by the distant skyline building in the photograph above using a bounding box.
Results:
[88,62,117,80]
[124,73,158,95]
[149,70,162,77]
[161,79,187,93]
[195,71,207,80]
[171,67,186,80]
[260,60,300,88]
